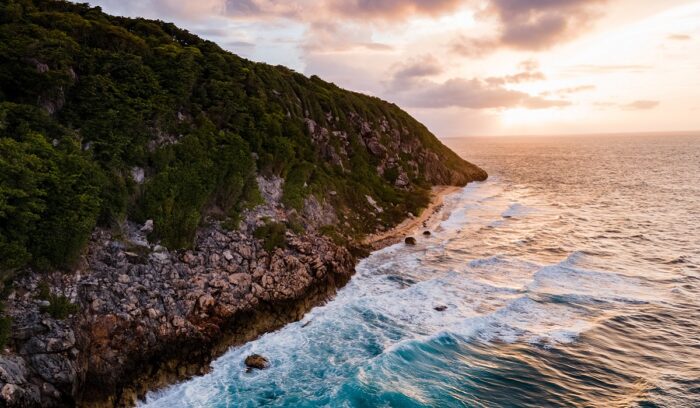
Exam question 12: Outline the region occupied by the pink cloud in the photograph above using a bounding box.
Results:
[390,77,570,110]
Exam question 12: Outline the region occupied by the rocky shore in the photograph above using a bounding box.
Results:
[0,221,355,407]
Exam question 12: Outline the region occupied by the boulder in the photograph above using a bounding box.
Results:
[404,237,417,245]
[434,305,447,312]
[244,354,269,371]
[423,231,431,236]
[140,219,154,233]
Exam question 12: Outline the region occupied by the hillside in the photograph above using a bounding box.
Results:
[0,0,486,406]
[0,0,484,274]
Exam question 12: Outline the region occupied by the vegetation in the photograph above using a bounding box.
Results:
[0,281,11,347]
[35,279,77,319]
[41,294,79,319]
[319,225,348,246]
[254,221,287,252]
[0,314,10,348]
[0,0,476,278]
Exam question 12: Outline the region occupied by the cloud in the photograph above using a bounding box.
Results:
[384,57,566,110]
[361,42,394,51]
[485,59,546,85]
[622,100,660,110]
[566,64,652,73]
[223,0,301,19]
[541,84,596,97]
[594,100,660,111]
[392,55,443,80]
[327,0,463,20]
[558,85,596,93]
[219,0,464,21]
[667,34,691,41]
[390,77,569,110]
[97,0,226,20]
[223,40,256,48]
[453,0,608,55]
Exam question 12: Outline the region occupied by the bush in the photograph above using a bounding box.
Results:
[254,221,287,252]
[319,225,347,246]
[36,280,50,300]
[41,294,79,319]
[0,315,10,349]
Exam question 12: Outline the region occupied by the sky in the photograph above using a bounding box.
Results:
[87,0,700,137]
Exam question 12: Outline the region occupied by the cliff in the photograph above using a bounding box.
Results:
[0,1,486,406]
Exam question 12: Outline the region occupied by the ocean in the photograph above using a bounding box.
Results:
[141,133,700,407]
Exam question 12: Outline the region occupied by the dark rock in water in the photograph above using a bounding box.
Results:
[434,305,447,312]
[244,354,269,371]
[386,275,417,287]
[405,237,417,245]
[423,231,431,236]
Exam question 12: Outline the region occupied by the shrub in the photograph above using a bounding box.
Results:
[41,294,79,319]
[36,280,50,300]
[0,315,10,349]
[319,225,347,246]
[254,221,287,252]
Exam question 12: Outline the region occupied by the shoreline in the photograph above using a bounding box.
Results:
[363,185,461,250]
[140,184,464,405]
[137,185,463,405]
[0,185,468,408]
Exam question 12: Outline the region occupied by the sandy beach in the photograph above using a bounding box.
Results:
[363,185,461,250]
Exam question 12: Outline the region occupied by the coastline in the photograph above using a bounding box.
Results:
[363,185,461,250]
[0,183,469,408]
[133,184,464,405]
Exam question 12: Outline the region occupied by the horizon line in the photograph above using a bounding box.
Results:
[442,130,700,139]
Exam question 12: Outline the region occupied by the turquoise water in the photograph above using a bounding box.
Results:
[141,134,700,407]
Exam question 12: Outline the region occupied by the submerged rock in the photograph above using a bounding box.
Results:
[434,305,447,312]
[244,354,269,371]
[405,237,417,245]
[423,231,431,236]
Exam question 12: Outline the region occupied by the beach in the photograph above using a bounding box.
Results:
[363,185,461,249]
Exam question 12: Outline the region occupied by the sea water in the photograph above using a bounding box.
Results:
[141,133,700,407]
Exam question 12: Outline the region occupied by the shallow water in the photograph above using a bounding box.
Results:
[141,133,700,407]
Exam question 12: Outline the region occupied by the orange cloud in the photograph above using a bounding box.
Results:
[622,100,660,110]
[390,77,570,110]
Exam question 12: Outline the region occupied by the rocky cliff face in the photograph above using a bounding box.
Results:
[1,211,355,406]
[305,112,486,189]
